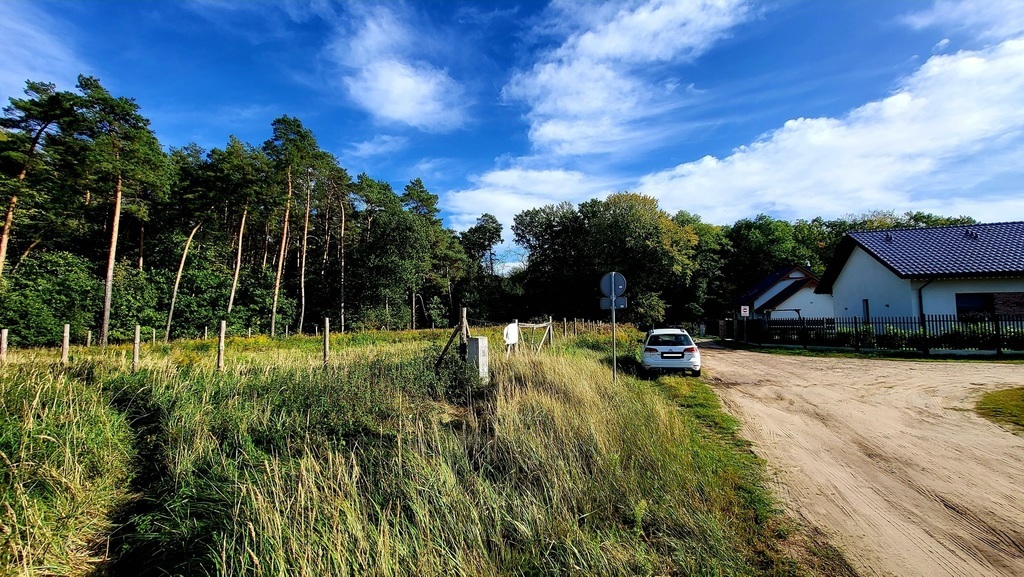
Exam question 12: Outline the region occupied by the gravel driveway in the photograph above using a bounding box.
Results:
[702,346,1024,577]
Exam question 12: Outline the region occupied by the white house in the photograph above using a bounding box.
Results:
[736,265,834,320]
[815,222,1024,319]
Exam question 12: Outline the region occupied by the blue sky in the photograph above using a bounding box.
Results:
[3,0,1024,244]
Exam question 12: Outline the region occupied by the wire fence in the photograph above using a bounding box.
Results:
[712,314,1024,353]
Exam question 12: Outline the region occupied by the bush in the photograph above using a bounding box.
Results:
[0,252,100,346]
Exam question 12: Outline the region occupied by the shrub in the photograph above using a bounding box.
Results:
[0,252,100,347]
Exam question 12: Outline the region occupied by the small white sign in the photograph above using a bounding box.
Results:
[503,323,519,346]
[740,305,750,317]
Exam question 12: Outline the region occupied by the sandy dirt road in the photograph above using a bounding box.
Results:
[702,346,1024,577]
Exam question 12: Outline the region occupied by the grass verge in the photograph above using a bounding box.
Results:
[976,387,1024,432]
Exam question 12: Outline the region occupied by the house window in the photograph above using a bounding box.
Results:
[955,293,994,320]
[862,299,870,321]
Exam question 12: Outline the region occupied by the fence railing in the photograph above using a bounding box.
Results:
[713,314,1024,353]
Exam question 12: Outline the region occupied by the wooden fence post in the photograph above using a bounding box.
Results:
[218,320,226,372]
[1,328,8,363]
[459,308,469,360]
[323,317,330,366]
[61,324,70,365]
[563,318,567,339]
[132,325,140,372]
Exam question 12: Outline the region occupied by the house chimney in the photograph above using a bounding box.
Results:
[885,232,893,242]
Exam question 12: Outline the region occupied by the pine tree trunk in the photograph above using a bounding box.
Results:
[166,222,201,342]
[321,203,330,275]
[0,193,16,279]
[227,206,247,314]
[298,178,311,333]
[270,167,292,336]
[12,238,41,275]
[100,172,123,346]
[0,124,50,280]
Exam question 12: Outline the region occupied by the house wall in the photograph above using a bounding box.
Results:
[771,287,834,319]
[915,278,1024,315]
[832,247,914,317]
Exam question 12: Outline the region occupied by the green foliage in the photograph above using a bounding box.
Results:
[0,252,99,346]
[109,262,164,342]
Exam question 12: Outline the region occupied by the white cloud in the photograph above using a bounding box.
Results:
[0,2,85,101]
[636,37,1024,224]
[347,134,408,158]
[904,0,1024,42]
[503,0,751,155]
[330,5,467,132]
[445,167,618,233]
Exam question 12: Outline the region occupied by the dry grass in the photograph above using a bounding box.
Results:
[1,329,838,576]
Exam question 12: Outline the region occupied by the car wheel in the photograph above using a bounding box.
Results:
[691,368,701,377]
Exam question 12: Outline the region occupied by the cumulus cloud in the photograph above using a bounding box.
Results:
[503,0,751,155]
[445,167,619,233]
[0,2,85,100]
[636,37,1024,223]
[330,5,467,132]
[346,134,408,158]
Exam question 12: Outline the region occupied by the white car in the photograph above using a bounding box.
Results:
[641,328,701,376]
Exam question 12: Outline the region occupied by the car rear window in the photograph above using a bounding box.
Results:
[648,334,693,346]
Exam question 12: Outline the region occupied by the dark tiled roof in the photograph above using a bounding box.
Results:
[736,265,816,306]
[817,221,1024,293]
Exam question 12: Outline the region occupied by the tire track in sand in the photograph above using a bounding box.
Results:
[704,348,1024,577]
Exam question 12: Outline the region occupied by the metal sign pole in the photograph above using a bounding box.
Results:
[611,272,617,386]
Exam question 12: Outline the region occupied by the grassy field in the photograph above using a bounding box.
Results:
[976,387,1024,432]
[1,327,851,576]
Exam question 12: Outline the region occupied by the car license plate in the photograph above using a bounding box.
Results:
[661,353,682,358]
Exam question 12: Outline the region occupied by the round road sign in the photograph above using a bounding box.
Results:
[600,272,627,297]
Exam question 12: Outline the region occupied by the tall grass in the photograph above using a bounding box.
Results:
[0,364,134,575]
[1,330,842,575]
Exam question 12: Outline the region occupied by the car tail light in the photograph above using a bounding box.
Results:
[683,347,697,353]
[644,347,659,353]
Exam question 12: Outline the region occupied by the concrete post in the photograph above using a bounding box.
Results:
[1,328,8,363]
[467,336,489,383]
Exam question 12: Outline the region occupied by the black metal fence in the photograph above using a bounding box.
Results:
[713,315,1024,353]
